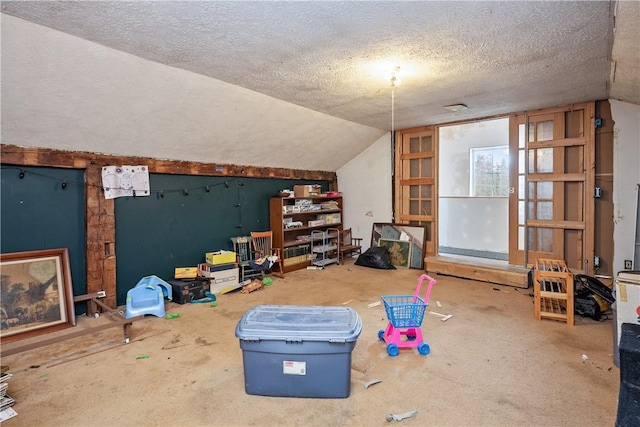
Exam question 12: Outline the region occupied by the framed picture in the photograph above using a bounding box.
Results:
[371,223,427,269]
[1,248,76,342]
[379,238,411,268]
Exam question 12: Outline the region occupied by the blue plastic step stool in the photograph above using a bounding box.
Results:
[125,275,173,318]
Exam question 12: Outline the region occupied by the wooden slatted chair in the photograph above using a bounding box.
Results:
[230,236,264,282]
[250,230,284,278]
[337,228,363,264]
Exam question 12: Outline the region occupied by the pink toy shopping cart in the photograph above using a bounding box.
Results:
[378,274,436,356]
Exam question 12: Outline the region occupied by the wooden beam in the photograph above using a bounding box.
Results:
[424,255,530,288]
[0,144,337,182]
[85,166,117,308]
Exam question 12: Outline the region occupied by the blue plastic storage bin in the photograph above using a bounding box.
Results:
[235,305,362,398]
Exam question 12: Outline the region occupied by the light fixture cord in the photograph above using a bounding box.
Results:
[391,85,396,133]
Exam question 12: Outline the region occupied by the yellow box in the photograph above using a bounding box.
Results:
[174,267,198,279]
[205,250,237,265]
[294,185,322,198]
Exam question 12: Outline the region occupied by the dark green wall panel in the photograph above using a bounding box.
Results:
[1,165,87,307]
[115,175,326,305]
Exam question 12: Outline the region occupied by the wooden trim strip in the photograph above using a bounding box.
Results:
[399,178,435,185]
[527,220,586,230]
[528,137,586,148]
[527,173,585,182]
[400,152,435,159]
[398,214,434,222]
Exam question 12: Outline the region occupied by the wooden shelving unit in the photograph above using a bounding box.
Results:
[270,196,343,273]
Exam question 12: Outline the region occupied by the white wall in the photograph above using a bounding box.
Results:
[336,133,393,250]
[438,198,509,255]
[611,100,640,274]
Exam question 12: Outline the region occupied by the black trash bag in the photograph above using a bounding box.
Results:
[355,246,396,270]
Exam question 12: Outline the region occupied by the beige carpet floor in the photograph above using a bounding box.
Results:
[1,261,619,426]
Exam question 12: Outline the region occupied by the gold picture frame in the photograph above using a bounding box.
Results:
[1,248,76,342]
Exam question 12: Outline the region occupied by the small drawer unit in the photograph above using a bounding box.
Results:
[235,305,362,398]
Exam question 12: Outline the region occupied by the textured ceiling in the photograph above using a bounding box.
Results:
[2,0,637,132]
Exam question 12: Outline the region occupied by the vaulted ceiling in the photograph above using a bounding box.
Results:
[2,1,638,171]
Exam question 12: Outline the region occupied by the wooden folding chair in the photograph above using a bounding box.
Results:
[250,230,284,278]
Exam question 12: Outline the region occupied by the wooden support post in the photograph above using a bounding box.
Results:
[85,166,117,309]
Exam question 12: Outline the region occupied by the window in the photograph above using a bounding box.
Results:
[470,146,509,197]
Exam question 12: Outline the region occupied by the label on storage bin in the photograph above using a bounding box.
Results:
[283,360,306,375]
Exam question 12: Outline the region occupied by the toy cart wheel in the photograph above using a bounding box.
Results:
[378,329,385,341]
[418,342,430,355]
[93,312,100,319]
[387,344,399,357]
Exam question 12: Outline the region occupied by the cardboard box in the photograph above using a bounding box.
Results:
[198,262,237,278]
[318,213,341,224]
[294,185,322,198]
[205,250,237,265]
[174,267,198,279]
[616,272,640,346]
[308,219,324,227]
[209,268,240,294]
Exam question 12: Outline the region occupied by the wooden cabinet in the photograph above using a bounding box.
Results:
[270,196,343,273]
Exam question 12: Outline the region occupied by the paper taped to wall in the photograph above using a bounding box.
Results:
[102,165,150,199]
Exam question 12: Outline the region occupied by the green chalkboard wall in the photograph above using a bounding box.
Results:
[115,174,326,305]
[1,165,87,311]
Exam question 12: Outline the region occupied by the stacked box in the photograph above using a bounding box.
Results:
[209,268,240,294]
[205,250,236,265]
[293,185,322,198]
[198,262,237,278]
[174,267,198,279]
[199,249,240,293]
[615,271,640,346]
[317,213,341,224]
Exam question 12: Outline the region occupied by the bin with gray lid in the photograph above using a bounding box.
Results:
[235,305,362,398]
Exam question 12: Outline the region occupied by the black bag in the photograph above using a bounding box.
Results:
[355,246,396,270]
